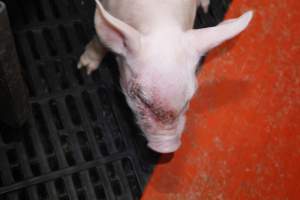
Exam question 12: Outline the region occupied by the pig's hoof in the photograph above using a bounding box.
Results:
[77,52,101,75]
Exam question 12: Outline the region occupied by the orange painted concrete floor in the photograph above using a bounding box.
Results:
[142,0,300,199]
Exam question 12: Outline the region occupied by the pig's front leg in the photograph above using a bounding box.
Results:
[197,0,210,13]
[78,36,107,75]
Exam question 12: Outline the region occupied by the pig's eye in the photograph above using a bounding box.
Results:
[128,81,142,99]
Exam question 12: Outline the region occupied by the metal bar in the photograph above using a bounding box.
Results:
[0,1,30,126]
[0,153,129,195]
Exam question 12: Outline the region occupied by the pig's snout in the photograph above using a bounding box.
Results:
[147,133,181,153]
[143,115,186,153]
[138,106,184,153]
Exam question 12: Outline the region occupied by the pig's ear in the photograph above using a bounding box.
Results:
[94,0,141,56]
[187,11,253,55]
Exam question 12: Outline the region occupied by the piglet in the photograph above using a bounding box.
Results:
[78,0,253,153]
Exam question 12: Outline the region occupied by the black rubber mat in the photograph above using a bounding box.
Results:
[0,0,231,199]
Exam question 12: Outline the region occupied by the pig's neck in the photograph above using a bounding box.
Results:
[135,10,196,35]
[105,0,197,34]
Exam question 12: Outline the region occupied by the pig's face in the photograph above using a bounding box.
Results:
[117,30,199,152]
[94,0,253,153]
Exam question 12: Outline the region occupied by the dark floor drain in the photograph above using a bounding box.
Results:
[0,0,231,199]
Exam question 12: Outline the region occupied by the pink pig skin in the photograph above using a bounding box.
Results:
[78,0,253,153]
